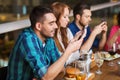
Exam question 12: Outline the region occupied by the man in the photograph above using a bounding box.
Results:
[6,6,83,80]
[68,2,107,51]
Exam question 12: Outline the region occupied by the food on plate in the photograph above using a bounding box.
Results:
[113,54,118,58]
[64,67,80,80]
[104,53,111,58]
[64,76,76,80]
[99,51,120,61]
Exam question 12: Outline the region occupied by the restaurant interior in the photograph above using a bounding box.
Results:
[0,0,120,80]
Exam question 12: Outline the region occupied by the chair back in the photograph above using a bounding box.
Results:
[0,66,7,80]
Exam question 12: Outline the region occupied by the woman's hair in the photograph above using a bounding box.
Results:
[117,12,120,26]
[51,2,70,53]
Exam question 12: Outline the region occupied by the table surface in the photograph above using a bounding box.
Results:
[91,57,120,80]
[55,57,120,80]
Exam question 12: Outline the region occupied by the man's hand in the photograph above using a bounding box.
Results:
[92,21,107,36]
[101,21,108,34]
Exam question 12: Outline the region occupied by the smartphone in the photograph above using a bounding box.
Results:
[101,18,106,22]
[101,18,107,26]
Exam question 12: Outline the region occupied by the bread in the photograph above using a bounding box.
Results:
[66,67,80,74]
[65,67,95,80]
[114,54,118,58]
[104,53,111,58]
[64,77,76,80]
[64,67,80,80]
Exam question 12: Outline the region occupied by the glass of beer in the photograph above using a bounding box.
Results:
[75,60,86,80]
[76,72,86,80]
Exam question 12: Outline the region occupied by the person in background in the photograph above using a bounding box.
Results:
[68,2,108,51]
[105,12,120,51]
[51,2,85,65]
[6,6,84,80]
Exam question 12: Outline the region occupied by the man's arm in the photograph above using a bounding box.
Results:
[80,22,107,51]
[99,23,108,50]
[42,49,70,80]
[42,33,84,80]
[80,22,106,51]
[80,30,97,51]
[98,32,107,50]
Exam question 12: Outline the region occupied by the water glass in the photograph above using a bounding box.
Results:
[75,60,86,80]
[95,52,104,74]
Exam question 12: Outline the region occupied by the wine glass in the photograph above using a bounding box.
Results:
[95,52,104,74]
[108,50,116,66]
[108,43,116,66]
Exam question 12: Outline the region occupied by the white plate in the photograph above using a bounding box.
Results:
[102,52,120,61]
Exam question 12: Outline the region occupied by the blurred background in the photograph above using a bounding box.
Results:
[0,0,120,67]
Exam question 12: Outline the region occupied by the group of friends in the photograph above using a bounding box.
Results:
[6,1,120,80]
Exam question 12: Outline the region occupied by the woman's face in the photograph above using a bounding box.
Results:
[59,7,70,28]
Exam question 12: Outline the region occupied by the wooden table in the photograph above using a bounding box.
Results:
[91,58,120,80]
[56,58,120,80]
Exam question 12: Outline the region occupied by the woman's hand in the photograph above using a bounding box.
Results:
[72,31,82,42]
[71,28,87,42]
[66,31,84,54]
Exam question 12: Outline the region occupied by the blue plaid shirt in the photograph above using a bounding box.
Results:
[6,27,60,80]
[68,21,100,48]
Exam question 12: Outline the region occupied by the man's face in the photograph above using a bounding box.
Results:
[40,13,58,38]
[79,9,92,27]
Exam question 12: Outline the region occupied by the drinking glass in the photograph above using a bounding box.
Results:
[75,60,86,80]
[80,50,92,79]
[95,52,104,74]
[108,43,116,66]
[108,50,116,66]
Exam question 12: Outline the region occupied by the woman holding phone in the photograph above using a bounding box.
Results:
[51,2,86,65]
